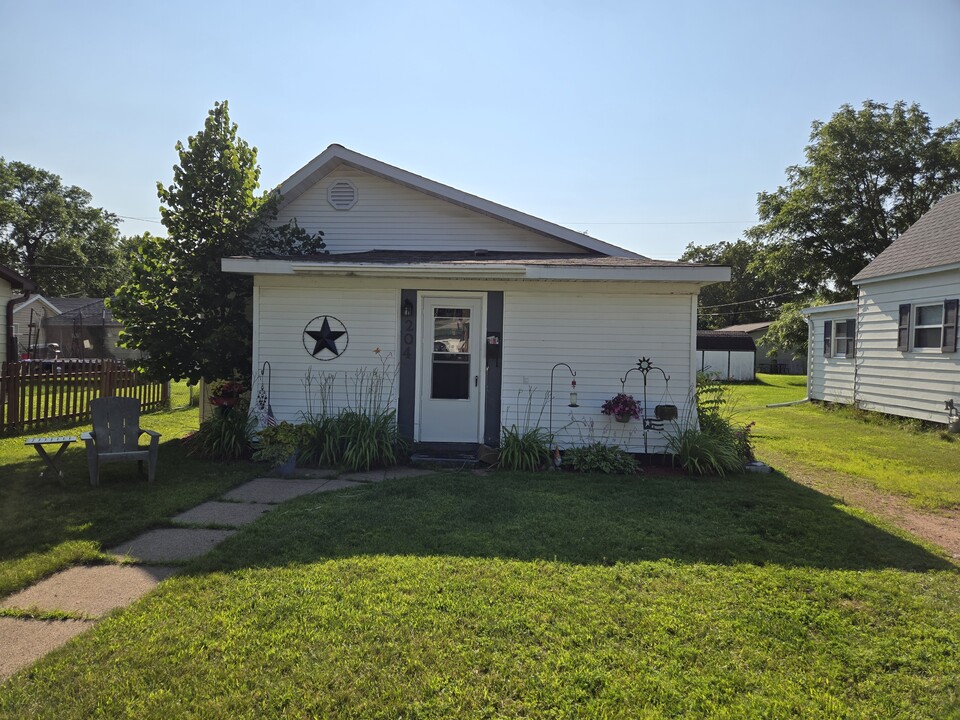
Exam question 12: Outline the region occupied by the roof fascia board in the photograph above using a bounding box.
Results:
[854,261,960,286]
[801,301,857,316]
[276,145,642,259]
[222,258,729,284]
[13,294,61,314]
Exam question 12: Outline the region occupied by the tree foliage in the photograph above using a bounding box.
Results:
[746,100,960,297]
[680,239,794,329]
[0,159,125,295]
[111,101,326,383]
[758,297,827,361]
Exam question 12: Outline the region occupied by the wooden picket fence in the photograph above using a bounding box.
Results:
[0,360,169,435]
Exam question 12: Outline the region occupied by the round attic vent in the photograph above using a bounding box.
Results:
[327,180,358,210]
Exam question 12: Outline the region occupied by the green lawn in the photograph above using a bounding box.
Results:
[2,472,959,718]
[0,407,260,597]
[729,374,960,509]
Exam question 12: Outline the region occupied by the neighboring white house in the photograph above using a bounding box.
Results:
[222,145,730,453]
[11,295,138,362]
[696,330,756,381]
[1,265,36,365]
[803,192,960,424]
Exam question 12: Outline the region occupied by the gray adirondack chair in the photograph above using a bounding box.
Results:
[81,397,161,486]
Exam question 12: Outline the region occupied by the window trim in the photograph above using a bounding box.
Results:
[825,318,855,359]
[912,303,944,350]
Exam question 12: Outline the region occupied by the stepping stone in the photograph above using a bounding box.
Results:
[340,466,435,483]
[109,528,235,563]
[1,565,177,618]
[222,478,329,504]
[0,617,94,681]
[173,501,274,527]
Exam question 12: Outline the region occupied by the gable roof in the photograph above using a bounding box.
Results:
[719,321,771,334]
[13,295,115,322]
[0,265,35,291]
[696,330,756,352]
[276,145,642,259]
[853,192,960,283]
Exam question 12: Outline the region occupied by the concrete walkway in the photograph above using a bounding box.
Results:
[0,467,432,682]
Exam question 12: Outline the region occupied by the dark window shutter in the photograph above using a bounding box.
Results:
[943,299,959,353]
[847,319,856,358]
[897,304,911,351]
[823,320,832,358]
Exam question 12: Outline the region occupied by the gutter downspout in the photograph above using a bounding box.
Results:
[765,313,816,408]
[6,288,32,364]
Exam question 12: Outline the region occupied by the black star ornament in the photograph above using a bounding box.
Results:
[303,316,348,359]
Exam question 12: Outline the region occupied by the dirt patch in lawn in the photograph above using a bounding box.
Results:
[762,451,960,561]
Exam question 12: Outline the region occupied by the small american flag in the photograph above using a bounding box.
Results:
[265,404,278,427]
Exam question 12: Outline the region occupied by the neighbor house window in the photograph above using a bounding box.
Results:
[824,319,855,358]
[833,320,855,358]
[913,304,943,349]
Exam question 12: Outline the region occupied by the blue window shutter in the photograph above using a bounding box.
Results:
[943,299,959,353]
[897,304,910,351]
[823,320,832,358]
[848,319,856,358]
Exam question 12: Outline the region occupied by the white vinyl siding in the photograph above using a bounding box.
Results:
[501,288,694,453]
[856,270,960,423]
[253,277,399,424]
[806,306,857,405]
[251,275,699,451]
[278,166,590,255]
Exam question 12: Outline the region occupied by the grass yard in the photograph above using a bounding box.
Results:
[0,407,260,597]
[729,374,960,510]
[2,471,959,718]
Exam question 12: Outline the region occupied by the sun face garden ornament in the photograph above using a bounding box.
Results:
[303,315,349,360]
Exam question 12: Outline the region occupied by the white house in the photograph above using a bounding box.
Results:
[222,145,730,453]
[803,192,960,424]
[2,264,36,365]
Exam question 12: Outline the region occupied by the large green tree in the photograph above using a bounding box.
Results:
[747,100,960,297]
[0,159,125,296]
[112,101,325,383]
[680,239,793,329]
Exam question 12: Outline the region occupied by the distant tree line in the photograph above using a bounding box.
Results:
[682,100,960,357]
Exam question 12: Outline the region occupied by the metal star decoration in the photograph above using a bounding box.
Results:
[303,316,349,360]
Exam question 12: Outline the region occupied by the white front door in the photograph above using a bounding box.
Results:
[418,295,484,442]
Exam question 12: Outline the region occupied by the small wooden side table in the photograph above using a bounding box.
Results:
[25,436,77,485]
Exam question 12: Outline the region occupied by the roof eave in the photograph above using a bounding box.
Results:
[801,300,857,316]
[854,261,960,285]
[222,257,729,284]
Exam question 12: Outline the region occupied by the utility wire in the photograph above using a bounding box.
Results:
[699,290,802,309]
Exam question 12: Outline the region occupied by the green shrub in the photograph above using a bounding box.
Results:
[667,426,742,476]
[499,425,551,472]
[564,443,638,475]
[189,409,256,460]
[253,421,304,466]
[337,410,406,472]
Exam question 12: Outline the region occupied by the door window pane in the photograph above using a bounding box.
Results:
[431,308,471,399]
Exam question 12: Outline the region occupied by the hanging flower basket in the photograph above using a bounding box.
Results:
[208,379,246,408]
[601,393,641,422]
[209,396,238,407]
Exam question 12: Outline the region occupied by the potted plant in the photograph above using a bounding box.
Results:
[208,379,246,407]
[253,421,303,477]
[601,393,641,423]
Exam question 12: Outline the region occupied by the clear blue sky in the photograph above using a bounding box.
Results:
[2,0,958,259]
